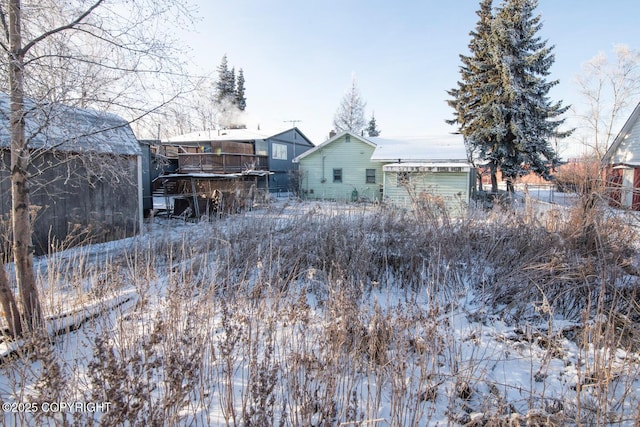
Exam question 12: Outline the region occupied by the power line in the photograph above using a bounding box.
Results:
[283,119,302,128]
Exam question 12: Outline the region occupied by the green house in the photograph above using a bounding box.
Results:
[293,131,383,202]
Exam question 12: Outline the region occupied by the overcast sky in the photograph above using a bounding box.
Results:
[178,0,639,156]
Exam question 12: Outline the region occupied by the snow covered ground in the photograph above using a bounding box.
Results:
[0,196,639,426]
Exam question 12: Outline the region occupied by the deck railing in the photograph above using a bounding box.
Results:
[178,153,268,173]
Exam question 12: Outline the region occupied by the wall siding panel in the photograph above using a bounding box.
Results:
[383,171,470,214]
[299,135,383,201]
[612,118,640,164]
[1,150,139,255]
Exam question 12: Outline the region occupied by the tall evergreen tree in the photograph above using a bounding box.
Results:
[214,55,248,128]
[448,0,570,192]
[215,54,236,105]
[235,68,247,111]
[333,77,367,134]
[447,0,501,191]
[490,0,569,191]
[229,66,236,101]
[366,113,381,137]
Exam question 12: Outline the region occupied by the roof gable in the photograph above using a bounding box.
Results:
[269,127,315,147]
[603,102,640,165]
[293,131,375,162]
[0,93,140,156]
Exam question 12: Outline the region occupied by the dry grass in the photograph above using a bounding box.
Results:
[1,197,639,425]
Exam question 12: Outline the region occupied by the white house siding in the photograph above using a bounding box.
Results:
[610,116,640,164]
[602,103,640,210]
[383,171,470,215]
[299,135,383,201]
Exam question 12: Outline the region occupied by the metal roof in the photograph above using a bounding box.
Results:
[164,127,315,148]
[369,134,468,163]
[0,93,141,156]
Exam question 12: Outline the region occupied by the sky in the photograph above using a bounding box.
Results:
[177,0,639,157]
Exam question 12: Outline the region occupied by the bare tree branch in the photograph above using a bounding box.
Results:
[20,0,105,55]
[574,45,640,159]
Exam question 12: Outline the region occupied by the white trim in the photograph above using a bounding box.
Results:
[384,162,472,172]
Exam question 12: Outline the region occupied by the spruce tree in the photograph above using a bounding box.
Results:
[229,66,236,100]
[447,0,502,191]
[366,113,381,137]
[490,0,569,191]
[235,68,247,111]
[448,0,570,192]
[215,54,236,105]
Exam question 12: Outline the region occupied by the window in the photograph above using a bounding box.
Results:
[397,172,410,186]
[333,168,343,183]
[345,134,351,143]
[255,139,268,156]
[366,169,376,184]
[272,143,287,160]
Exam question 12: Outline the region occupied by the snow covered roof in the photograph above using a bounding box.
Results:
[165,128,272,143]
[0,93,141,156]
[166,126,311,142]
[612,162,640,168]
[369,134,469,163]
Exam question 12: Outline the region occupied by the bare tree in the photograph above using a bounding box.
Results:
[0,0,194,336]
[0,255,21,337]
[333,76,367,135]
[575,45,640,160]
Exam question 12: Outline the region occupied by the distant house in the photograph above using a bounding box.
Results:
[293,132,473,212]
[293,131,383,202]
[603,102,640,210]
[0,93,143,255]
[162,127,314,194]
[370,135,473,213]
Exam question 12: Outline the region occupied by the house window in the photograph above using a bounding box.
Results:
[366,169,376,184]
[333,168,343,183]
[397,172,410,186]
[345,134,351,143]
[272,143,287,160]
[255,139,268,156]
